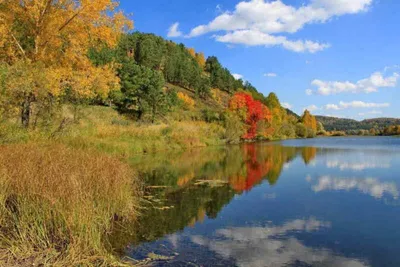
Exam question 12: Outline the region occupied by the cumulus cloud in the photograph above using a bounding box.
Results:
[308,71,399,95]
[324,101,390,110]
[232,73,244,80]
[167,22,183,38]
[214,30,330,53]
[264,72,277,77]
[310,176,399,199]
[186,0,372,52]
[282,102,292,109]
[191,218,369,267]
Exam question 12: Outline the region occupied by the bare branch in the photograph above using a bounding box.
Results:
[58,6,85,32]
[11,33,27,59]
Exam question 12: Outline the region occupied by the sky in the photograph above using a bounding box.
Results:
[119,0,400,120]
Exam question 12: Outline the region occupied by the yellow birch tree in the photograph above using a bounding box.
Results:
[0,0,133,127]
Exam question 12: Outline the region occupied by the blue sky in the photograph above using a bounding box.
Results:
[119,0,400,120]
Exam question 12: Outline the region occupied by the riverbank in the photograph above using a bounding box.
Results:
[0,104,312,266]
[0,105,228,266]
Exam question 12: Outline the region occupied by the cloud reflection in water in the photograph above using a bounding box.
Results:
[311,176,399,199]
[190,218,369,267]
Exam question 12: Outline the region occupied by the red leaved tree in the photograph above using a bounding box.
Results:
[229,92,272,139]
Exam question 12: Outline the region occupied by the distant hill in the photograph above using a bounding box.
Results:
[316,116,400,131]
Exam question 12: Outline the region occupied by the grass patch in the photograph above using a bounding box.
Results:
[0,143,140,266]
[62,106,226,156]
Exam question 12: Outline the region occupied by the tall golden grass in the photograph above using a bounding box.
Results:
[63,106,226,156]
[0,143,140,266]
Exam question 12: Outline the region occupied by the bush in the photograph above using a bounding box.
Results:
[307,128,316,138]
[202,108,222,123]
[296,123,307,138]
[223,112,246,143]
[277,123,296,139]
[177,92,195,110]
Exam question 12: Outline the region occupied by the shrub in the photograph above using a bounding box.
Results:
[307,128,316,138]
[177,92,195,109]
[277,123,296,139]
[202,108,222,123]
[224,112,246,143]
[296,123,307,138]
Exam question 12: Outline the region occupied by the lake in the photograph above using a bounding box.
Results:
[115,137,400,267]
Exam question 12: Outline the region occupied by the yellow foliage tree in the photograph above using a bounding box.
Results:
[0,0,132,127]
[187,48,196,58]
[195,52,206,68]
[301,110,317,132]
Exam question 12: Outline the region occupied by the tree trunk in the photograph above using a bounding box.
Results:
[21,95,33,128]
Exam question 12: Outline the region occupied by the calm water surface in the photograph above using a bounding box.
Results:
[116,137,400,267]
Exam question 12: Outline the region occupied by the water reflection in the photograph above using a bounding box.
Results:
[114,139,400,266]
[191,218,369,267]
[309,176,399,199]
[326,161,391,171]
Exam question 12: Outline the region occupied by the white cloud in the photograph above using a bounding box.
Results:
[186,0,372,52]
[167,22,183,38]
[282,102,292,109]
[264,72,277,77]
[324,101,390,110]
[303,105,319,112]
[308,71,399,95]
[214,29,330,53]
[232,73,244,80]
[325,104,341,110]
[191,218,369,267]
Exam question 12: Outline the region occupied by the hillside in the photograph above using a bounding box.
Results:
[316,116,400,132]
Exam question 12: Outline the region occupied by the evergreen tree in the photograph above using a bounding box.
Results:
[116,60,166,121]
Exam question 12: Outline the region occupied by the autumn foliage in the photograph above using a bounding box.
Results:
[0,0,132,127]
[229,92,272,139]
[302,110,318,132]
[177,92,195,109]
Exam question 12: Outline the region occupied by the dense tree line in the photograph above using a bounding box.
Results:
[316,116,400,133]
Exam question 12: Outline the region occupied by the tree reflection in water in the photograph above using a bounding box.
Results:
[109,143,318,253]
